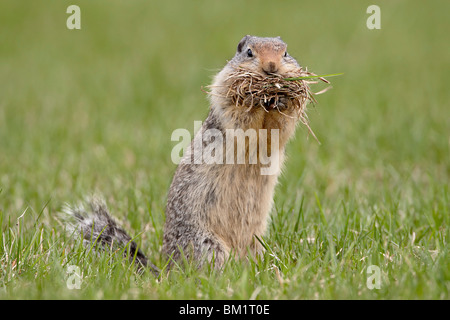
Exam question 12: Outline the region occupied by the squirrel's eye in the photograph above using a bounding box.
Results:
[284,51,288,57]
[247,49,253,57]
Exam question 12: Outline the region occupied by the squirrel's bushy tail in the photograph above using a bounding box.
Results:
[62,196,160,276]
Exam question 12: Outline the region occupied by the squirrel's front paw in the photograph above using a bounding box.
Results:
[275,96,289,110]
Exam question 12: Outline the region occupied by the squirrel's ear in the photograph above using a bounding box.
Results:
[237,35,251,53]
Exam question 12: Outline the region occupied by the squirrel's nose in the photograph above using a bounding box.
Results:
[263,61,278,74]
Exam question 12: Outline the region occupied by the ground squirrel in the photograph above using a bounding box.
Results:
[64,35,307,274]
[163,35,303,269]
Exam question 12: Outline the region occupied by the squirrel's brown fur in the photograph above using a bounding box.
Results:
[64,35,306,273]
[163,35,303,269]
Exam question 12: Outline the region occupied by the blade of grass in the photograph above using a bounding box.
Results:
[284,72,344,81]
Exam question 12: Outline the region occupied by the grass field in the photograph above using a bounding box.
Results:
[0,0,448,300]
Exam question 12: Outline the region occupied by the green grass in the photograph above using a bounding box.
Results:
[0,0,448,299]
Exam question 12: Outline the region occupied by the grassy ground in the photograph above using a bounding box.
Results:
[0,0,448,299]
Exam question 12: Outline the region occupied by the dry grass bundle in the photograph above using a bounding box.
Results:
[225,67,329,112]
[207,67,334,142]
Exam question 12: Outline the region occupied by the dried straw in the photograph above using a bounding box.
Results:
[206,66,331,142]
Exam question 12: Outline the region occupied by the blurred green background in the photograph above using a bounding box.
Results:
[0,0,448,299]
[1,0,448,214]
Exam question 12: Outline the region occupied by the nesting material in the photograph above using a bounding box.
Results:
[207,67,331,141]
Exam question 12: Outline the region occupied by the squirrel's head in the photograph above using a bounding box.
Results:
[208,35,305,126]
[231,35,300,76]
